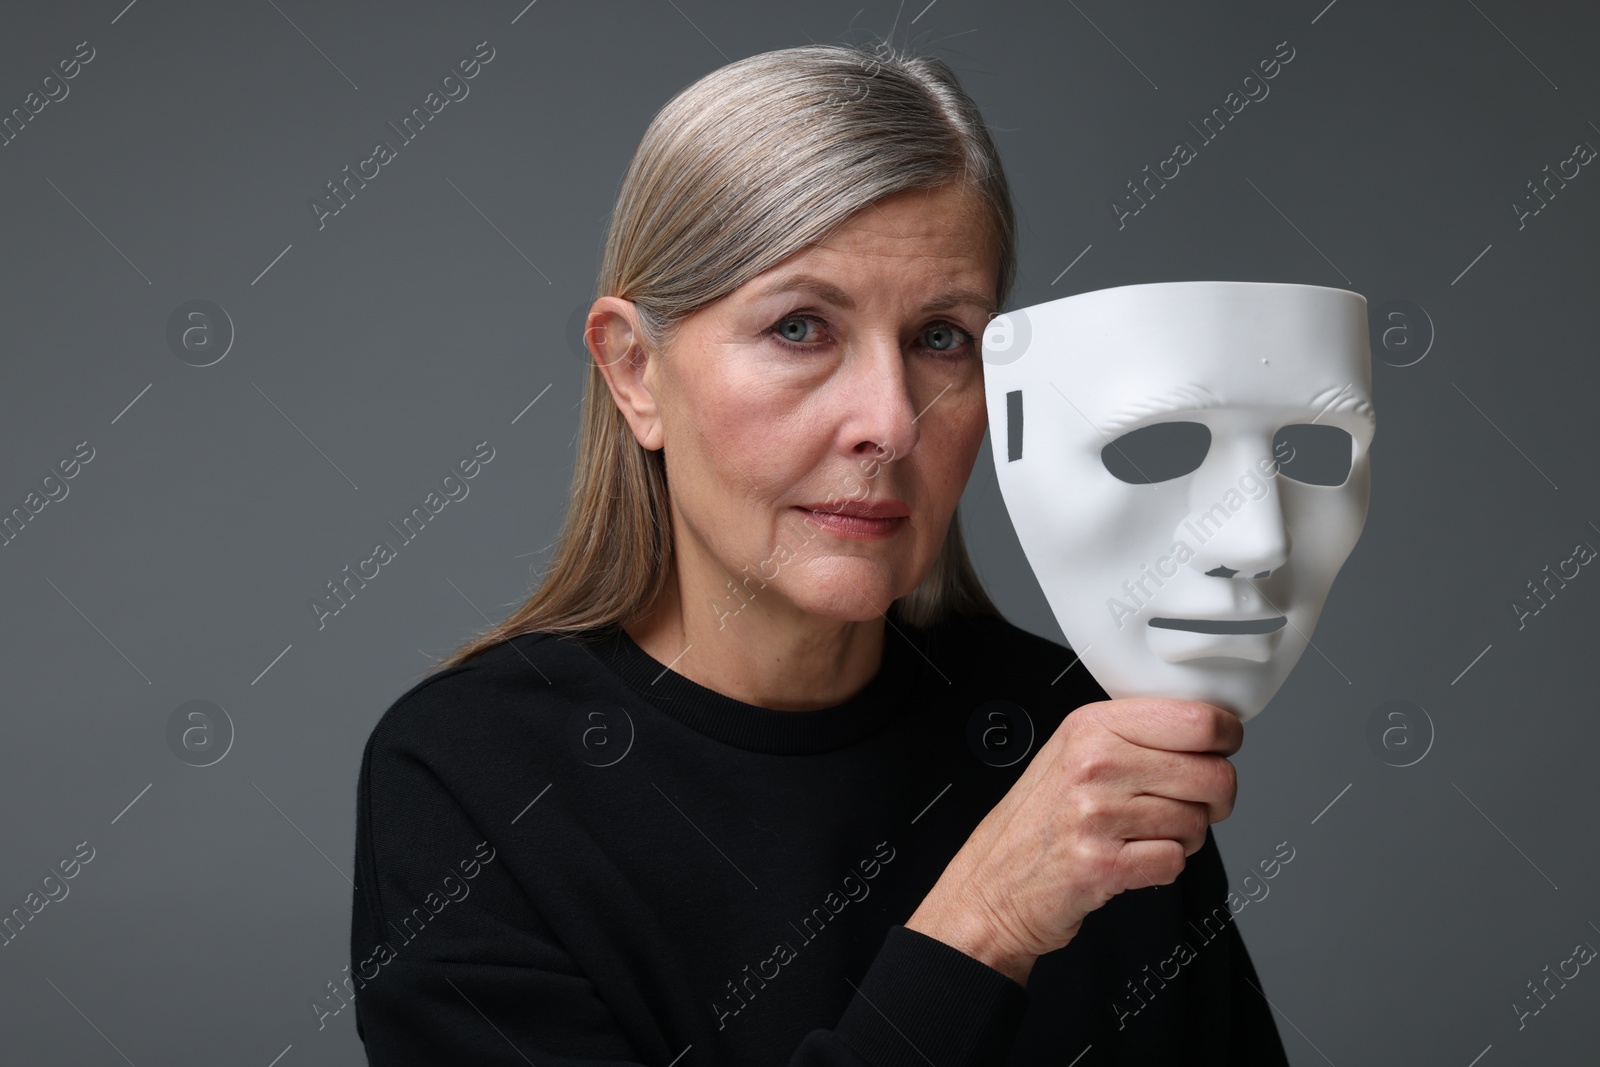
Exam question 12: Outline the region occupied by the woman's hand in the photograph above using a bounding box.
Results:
[906,697,1243,986]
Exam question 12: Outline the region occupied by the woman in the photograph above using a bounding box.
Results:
[349,42,1289,1066]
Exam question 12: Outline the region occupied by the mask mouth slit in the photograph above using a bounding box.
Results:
[1148,616,1287,634]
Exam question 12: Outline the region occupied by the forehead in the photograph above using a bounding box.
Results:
[1000,283,1373,431]
[799,185,996,270]
[844,183,989,232]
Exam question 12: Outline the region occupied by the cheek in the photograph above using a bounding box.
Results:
[688,366,776,446]
[1283,488,1365,590]
[955,392,989,455]
[667,364,822,515]
[922,387,988,487]
[1284,482,1364,544]
[1011,446,1155,548]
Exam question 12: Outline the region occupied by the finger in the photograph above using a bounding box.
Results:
[1064,793,1211,848]
[1115,838,1189,889]
[1066,740,1236,825]
[1084,698,1243,756]
[1126,751,1237,824]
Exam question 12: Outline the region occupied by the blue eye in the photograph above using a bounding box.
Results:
[926,323,958,350]
[922,321,977,360]
[772,315,820,345]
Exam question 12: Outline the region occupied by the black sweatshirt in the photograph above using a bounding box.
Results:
[348,601,1291,1066]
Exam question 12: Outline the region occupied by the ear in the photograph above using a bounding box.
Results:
[588,296,665,451]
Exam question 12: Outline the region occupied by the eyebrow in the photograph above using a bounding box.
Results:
[751,273,998,316]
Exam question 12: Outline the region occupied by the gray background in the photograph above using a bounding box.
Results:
[2,0,1595,1063]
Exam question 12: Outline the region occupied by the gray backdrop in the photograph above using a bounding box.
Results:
[2,1,1596,1064]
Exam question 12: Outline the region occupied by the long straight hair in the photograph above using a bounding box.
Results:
[436,42,1016,670]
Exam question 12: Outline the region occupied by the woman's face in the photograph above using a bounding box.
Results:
[597,182,999,629]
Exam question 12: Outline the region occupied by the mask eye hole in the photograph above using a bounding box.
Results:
[1273,424,1354,486]
[1101,421,1211,483]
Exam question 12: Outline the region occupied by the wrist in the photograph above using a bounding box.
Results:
[906,887,1037,988]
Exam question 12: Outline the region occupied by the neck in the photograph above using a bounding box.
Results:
[624,562,890,712]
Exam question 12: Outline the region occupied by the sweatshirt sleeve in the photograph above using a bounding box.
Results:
[351,928,1029,1067]
[350,721,1031,1067]
[795,924,1031,1066]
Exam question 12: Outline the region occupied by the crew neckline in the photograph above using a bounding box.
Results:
[572,603,925,755]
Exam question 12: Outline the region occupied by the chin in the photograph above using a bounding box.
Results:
[790,569,903,622]
[798,591,894,623]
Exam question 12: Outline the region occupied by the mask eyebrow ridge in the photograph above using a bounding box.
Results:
[1307,382,1376,424]
[1097,383,1223,436]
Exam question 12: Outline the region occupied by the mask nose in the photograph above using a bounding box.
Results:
[1175,438,1291,581]
[1203,563,1269,579]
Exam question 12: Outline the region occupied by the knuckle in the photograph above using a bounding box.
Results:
[1071,749,1113,785]
[1194,702,1227,744]
[1182,700,1211,729]
[1076,838,1118,883]
[1075,794,1112,827]
[1080,701,1118,732]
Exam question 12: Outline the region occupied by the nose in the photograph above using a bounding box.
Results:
[1176,437,1291,581]
[838,330,922,463]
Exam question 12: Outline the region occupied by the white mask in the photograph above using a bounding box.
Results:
[982,281,1375,722]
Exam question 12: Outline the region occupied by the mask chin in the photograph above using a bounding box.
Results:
[1146,623,1281,665]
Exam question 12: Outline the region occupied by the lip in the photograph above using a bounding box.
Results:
[798,499,910,519]
[793,502,908,541]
